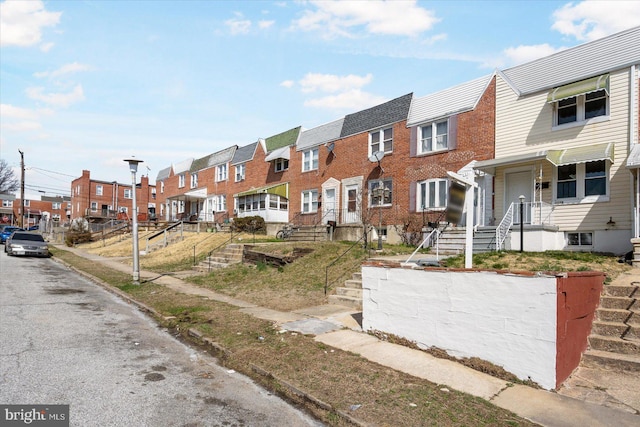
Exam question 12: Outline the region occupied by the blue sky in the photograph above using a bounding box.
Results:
[1,0,639,199]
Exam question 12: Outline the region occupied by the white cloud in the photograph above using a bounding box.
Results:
[0,0,61,47]
[280,80,294,88]
[26,85,85,108]
[258,20,274,30]
[299,73,373,93]
[304,89,386,110]
[503,43,565,66]
[33,62,92,79]
[1,104,39,120]
[292,0,439,38]
[225,12,251,35]
[551,1,640,41]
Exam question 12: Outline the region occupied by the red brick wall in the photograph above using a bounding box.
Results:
[555,271,604,388]
[70,170,154,220]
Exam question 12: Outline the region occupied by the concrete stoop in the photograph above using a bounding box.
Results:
[583,279,640,372]
[286,225,329,242]
[193,243,243,273]
[328,272,362,310]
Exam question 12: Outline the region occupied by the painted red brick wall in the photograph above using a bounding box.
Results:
[555,271,604,388]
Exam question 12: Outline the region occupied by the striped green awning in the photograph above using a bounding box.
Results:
[547,74,609,103]
[235,182,288,199]
[546,143,614,166]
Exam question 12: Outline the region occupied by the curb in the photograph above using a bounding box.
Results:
[51,254,367,426]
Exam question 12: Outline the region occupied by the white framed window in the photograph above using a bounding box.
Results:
[302,148,319,172]
[369,127,393,155]
[96,185,103,196]
[151,190,156,200]
[190,173,198,189]
[24,200,30,207]
[417,179,448,210]
[368,179,393,206]
[419,120,448,154]
[2,200,13,208]
[91,202,98,212]
[274,158,289,173]
[268,194,289,210]
[178,200,185,214]
[216,164,228,182]
[567,232,593,247]
[554,160,608,203]
[52,202,61,209]
[124,188,132,199]
[216,195,226,212]
[178,174,185,188]
[301,189,318,213]
[160,181,165,194]
[235,164,245,182]
[553,90,608,128]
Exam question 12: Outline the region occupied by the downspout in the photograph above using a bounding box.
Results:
[630,65,639,237]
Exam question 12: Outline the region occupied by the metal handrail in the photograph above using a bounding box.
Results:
[496,203,515,251]
[202,230,236,272]
[324,233,370,295]
[145,221,183,253]
[192,228,231,265]
[401,228,441,267]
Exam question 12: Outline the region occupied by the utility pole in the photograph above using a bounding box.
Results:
[18,150,25,227]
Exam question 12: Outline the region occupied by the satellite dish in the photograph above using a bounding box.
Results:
[368,151,385,163]
[326,142,335,152]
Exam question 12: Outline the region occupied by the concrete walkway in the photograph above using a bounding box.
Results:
[55,244,639,427]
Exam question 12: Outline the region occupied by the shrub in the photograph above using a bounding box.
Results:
[65,231,92,247]
[232,216,265,233]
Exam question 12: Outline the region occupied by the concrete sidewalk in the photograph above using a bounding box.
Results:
[55,244,639,427]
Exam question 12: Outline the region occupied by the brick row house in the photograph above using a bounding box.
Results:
[70,170,156,221]
[77,26,639,255]
[1,193,70,228]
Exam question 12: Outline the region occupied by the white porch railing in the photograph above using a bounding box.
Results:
[496,201,554,250]
[402,228,441,267]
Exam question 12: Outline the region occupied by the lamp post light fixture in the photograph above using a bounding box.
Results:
[519,195,525,253]
[374,181,389,250]
[124,157,144,284]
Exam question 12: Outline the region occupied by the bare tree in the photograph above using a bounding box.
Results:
[0,159,19,194]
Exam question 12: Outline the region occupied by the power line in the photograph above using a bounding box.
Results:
[28,167,77,178]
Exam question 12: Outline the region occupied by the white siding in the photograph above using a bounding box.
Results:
[494,69,633,233]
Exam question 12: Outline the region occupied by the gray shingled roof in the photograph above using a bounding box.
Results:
[501,26,640,96]
[156,166,172,181]
[173,158,193,175]
[296,118,345,151]
[340,93,413,138]
[188,146,237,174]
[407,75,493,127]
[232,142,258,165]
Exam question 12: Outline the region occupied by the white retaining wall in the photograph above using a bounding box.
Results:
[361,266,558,390]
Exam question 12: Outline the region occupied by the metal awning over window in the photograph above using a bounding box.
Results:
[547,74,609,103]
[264,146,290,162]
[626,144,640,169]
[474,143,614,173]
[546,142,614,166]
[235,182,289,199]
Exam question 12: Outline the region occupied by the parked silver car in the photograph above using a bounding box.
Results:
[5,231,50,257]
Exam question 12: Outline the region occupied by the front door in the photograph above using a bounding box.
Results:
[343,184,360,224]
[323,188,337,223]
[505,170,532,224]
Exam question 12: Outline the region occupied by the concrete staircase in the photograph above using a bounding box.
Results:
[582,277,640,371]
[328,272,362,310]
[435,226,497,254]
[285,225,329,242]
[193,243,243,273]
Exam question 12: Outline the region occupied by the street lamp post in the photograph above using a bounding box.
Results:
[125,158,143,284]
[519,195,525,253]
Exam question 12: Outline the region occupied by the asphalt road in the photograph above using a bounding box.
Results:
[0,251,323,427]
